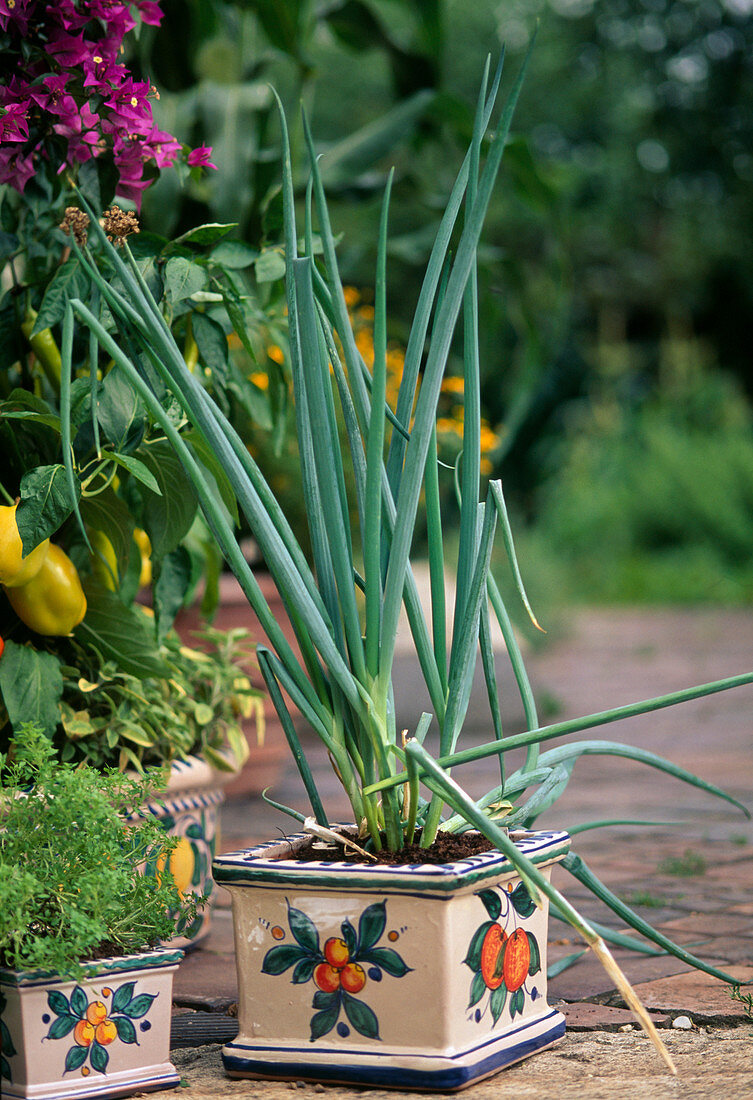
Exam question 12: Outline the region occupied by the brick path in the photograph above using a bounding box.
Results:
[169,606,753,1096]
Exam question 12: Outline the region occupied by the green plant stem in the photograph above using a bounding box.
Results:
[365,669,753,799]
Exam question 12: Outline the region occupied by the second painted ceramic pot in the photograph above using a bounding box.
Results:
[213,828,571,1091]
[0,949,182,1100]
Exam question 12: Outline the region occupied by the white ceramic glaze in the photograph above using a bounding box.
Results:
[213,828,571,1091]
[0,950,181,1100]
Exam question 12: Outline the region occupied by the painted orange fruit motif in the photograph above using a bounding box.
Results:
[324,937,350,968]
[85,1001,108,1026]
[340,963,366,994]
[503,928,530,992]
[45,978,158,1077]
[73,1020,95,1047]
[314,963,342,993]
[479,924,508,990]
[262,898,412,1042]
[95,1019,118,1045]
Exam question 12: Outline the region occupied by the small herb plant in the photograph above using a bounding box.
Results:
[0,724,201,976]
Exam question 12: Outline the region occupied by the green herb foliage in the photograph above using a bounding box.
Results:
[0,725,201,976]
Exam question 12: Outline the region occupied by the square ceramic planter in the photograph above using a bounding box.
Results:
[213,828,570,1091]
[0,949,182,1100]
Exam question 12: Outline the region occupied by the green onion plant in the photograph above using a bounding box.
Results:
[61,52,752,1063]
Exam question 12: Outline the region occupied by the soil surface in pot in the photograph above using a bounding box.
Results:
[287,830,494,866]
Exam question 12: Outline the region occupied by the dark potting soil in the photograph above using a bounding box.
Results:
[288,830,494,866]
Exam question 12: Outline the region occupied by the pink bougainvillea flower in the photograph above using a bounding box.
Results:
[0,0,32,35]
[0,0,202,197]
[0,145,36,190]
[44,29,91,68]
[83,53,127,93]
[135,1,164,26]
[0,104,30,143]
[187,145,218,170]
[104,79,155,129]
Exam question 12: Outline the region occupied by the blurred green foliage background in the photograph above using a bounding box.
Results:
[136,0,753,606]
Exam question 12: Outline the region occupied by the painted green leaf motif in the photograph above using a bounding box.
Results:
[262,944,307,975]
[287,902,320,954]
[463,920,495,971]
[490,984,508,1024]
[527,931,541,976]
[359,947,411,977]
[468,970,486,1009]
[115,1016,138,1044]
[292,957,318,984]
[509,988,524,1019]
[478,889,502,920]
[47,1014,78,1040]
[47,990,70,1017]
[192,850,206,887]
[1,1055,11,1084]
[70,986,88,1019]
[312,990,339,1011]
[1,1016,16,1058]
[125,993,157,1019]
[90,1040,109,1074]
[510,882,536,918]
[341,918,357,956]
[310,1004,339,1041]
[342,992,380,1040]
[64,1045,88,1073]
[358,901,386,952]
[186,823,204,840]
[111,982,136,1014]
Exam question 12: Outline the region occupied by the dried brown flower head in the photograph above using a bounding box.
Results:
[59,207,90,247]
[102,206,140,247]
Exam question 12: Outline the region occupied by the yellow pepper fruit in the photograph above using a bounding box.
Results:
[6,543,87,636]
[134,527,152,587]
[90,529,118,590]
[21,309,62,389]
[0,503,51,587]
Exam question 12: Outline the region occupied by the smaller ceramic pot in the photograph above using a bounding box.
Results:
[0,949,182,1100]
[214,827,571,1091]
[132,753,235,949]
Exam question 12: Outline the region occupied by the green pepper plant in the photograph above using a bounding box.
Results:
[0,0,282,773]
[64,49,752,1069]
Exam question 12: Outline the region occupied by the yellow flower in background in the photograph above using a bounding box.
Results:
[267,344,285,365]
[441,375,465,395]
[343,286,360,308]
[250,371,269,391]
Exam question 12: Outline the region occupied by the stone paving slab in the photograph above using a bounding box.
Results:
[164,1026,753,1100]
